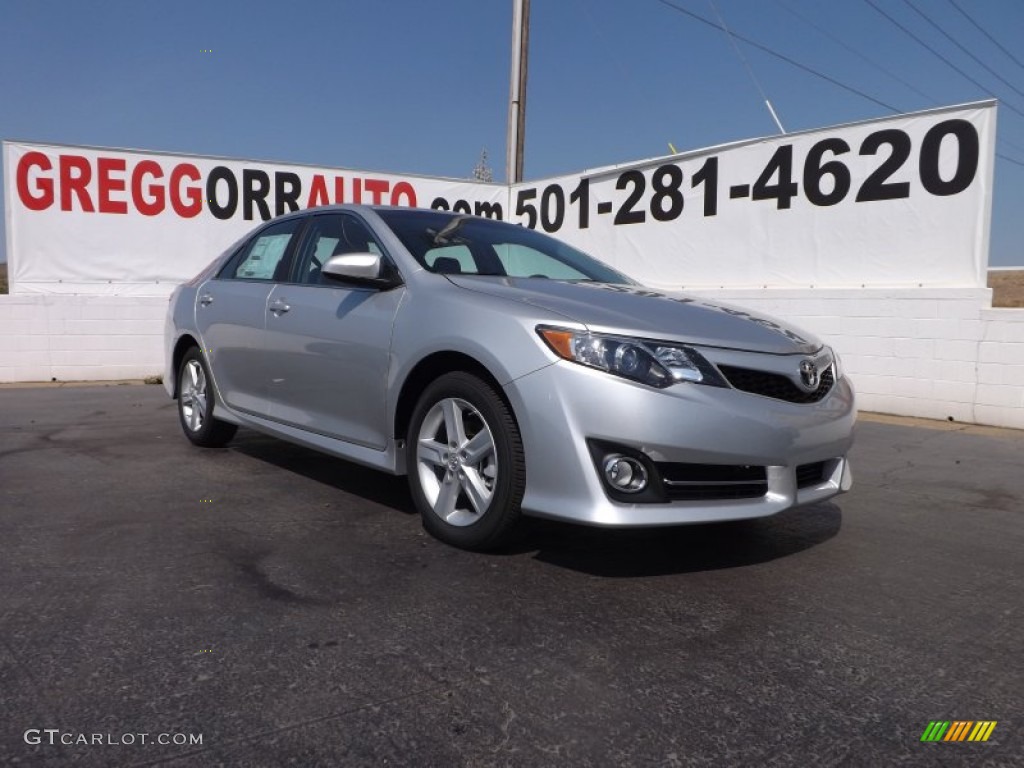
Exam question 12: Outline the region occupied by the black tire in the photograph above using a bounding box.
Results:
[176,347,237,448]
[406,372,525,551]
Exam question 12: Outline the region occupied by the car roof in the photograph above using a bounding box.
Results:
[268,204,497,227]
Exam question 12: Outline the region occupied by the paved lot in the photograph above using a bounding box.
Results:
[0,385,1021,767]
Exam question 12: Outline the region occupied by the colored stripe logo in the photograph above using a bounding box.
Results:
[921,721,997,742]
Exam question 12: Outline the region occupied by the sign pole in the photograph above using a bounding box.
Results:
[506,0,530,184]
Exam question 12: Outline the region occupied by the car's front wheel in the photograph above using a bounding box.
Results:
[407,372,525,550]
[177,346,237,447]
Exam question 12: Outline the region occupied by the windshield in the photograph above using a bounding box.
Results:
[376,209,635,284]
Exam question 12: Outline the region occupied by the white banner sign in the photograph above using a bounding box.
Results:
[3,144,504,294]
[510,102,995,290]
[3,101,995,294]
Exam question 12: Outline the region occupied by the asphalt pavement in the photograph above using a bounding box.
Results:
[0,385,1021,767]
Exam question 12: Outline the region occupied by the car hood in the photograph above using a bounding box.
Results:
[446,277,822,355]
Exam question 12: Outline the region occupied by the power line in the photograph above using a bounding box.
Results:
[998,134,1024,156]
[708,0,786,133]
[774,0,1024,162]
[947,0,1024,73]
[774,0,938,106]
[773,0,1024,160]
[861,0,1024,120]
[651,0,1024,168]
[902,0,1024,101]
[652,0,900,112]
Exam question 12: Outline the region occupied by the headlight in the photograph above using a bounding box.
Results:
[830,346,844,379]
[537,326,727,388]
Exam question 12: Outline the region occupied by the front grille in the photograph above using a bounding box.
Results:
[657,462,767,501]
[718,365,834,404]
[796,461,829,488]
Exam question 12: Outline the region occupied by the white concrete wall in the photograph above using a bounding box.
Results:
[977,309,1024,429]
[1,290,1022,429]
[0,295,166,383]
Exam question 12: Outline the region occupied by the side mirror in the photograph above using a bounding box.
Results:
[321,253,399,288]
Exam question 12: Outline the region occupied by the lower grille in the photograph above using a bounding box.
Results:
[657,462,767,501]
[718,365,834,404]
[796,461,829,488]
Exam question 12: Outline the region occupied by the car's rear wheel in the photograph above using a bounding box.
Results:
[407,372,525,551]
[177,347,237,447]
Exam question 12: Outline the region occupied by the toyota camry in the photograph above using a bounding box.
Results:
[165,205,855,550]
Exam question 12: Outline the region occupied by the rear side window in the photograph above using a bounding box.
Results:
[223,219,302,281]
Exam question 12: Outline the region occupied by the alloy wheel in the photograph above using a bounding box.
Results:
[180,359,208,432]
[415,397,498,527]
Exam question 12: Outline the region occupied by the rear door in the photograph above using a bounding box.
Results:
[195,217,304,417]
[262,212,403,449]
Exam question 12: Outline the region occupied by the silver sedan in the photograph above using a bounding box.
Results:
[165,205,855,550]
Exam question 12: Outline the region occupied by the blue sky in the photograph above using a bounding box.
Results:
[1,0,1022,265]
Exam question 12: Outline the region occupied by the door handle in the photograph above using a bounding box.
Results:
[268,299,291,315]
[199,294,214,307]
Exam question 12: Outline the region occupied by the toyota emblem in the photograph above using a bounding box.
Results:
[799,359,820,390]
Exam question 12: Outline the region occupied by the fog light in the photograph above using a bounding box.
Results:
[603,455,648,493]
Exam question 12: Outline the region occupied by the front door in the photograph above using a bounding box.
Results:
[263,212,403,449]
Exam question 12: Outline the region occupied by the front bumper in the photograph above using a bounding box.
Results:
[504,358,855,526]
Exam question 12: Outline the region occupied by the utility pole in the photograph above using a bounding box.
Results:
[506,0,530,183]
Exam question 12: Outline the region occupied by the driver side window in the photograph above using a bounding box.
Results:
[295,214,383,285]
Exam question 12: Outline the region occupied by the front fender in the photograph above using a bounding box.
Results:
[386,279,573,428]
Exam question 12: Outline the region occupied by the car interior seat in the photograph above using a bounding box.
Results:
[432,256,463,274]
[339,219,372,254]
[432,257,464,274]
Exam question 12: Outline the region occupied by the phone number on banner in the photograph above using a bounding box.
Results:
[513,119,979,234]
